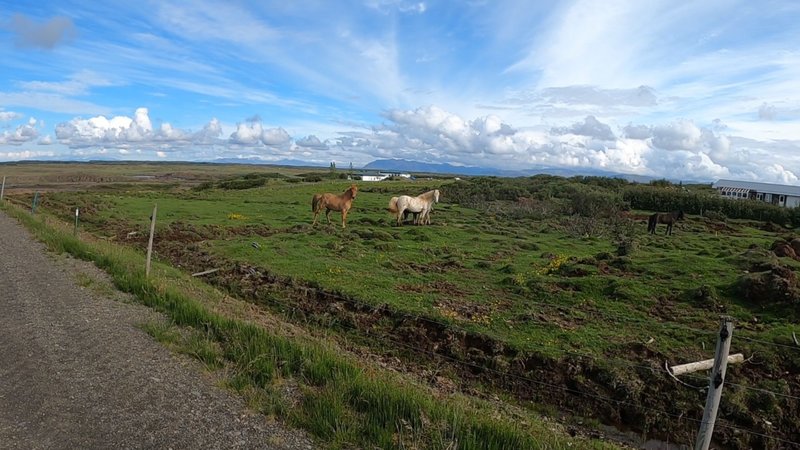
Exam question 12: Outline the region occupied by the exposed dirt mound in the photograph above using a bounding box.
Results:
[760,221,785,232]
[739,263,800,305]
[773,242,798,259]
[768,236,800,260]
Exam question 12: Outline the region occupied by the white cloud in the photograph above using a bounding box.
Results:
[261,127,292,146]
[0,149,56,159]
[651,120,704,151]
[296,135,328,150]
[552,115,616,141]
[0,111,23,121]
[25,100,800,185]
[54,107,220,149]
[229,119,270,146]
[0,118,40,145]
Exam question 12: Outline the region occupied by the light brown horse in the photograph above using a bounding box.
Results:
[312,184,358,228]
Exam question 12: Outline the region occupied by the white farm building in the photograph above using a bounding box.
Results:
[359,172,412,182]
[712,179,800,208]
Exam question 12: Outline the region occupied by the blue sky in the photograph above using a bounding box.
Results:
[1,0,800,183]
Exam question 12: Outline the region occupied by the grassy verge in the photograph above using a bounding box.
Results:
[1,202,619,450]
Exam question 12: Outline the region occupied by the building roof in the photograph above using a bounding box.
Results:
[712,179,800,197]
[717,186,750,195]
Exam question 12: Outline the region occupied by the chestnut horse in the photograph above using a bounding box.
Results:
[312,184,358,228]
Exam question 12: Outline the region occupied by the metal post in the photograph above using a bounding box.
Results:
[74,208,80,235]
[694,317,734,450]
[1,176,6,200]
[146,204,157,277]
[31,192,39,214]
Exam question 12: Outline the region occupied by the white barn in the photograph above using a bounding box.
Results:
[712,179,800,208]
[359,172,412,182]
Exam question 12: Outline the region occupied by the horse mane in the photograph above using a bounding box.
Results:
[419,189,439,203]
[344,184,358,199]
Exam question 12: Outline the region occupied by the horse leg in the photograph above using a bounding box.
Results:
[666,223,671,235]
[341,209,348,228]
[397,206,405,226]
[325,209,332,225]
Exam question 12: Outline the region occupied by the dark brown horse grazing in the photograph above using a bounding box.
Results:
[648,210,684,235]
[312,184,358,228]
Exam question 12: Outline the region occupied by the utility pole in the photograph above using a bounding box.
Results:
[694,317,734,450]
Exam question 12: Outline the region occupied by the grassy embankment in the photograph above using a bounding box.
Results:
[1,200,616,450]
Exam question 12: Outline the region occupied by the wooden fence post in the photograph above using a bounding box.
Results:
[694,317,733,450]
[1,176,6,200]
[74,208,80,235]
[146,204,157,277]
[31,192,39,214]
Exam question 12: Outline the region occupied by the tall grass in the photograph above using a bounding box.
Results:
[1,203,615,450]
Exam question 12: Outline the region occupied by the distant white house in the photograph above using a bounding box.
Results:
[712,179,800,208]
[359,172,412,182]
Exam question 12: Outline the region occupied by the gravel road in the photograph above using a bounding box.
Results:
[0,211,314,450]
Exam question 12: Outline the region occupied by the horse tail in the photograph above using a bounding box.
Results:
[387,197,399,214]
[312,194,323,212]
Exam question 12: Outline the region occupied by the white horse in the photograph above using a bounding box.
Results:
[387,189,439,226]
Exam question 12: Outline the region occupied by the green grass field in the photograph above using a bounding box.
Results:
[7,162,799,448]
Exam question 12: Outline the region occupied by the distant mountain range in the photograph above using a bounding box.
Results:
[361,158,680,183]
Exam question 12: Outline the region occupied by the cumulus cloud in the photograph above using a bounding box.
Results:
[193,118,223,143]
[0,111,24,121]
[652,120,703,151]
[552,115,615,141]
[327,105,786,182]
[7,14,76,49]
[0,118,40,145]
[623,124,652,140]
[296,135,328,150]
[261,127,291,146]
[228,118,293,150]
[55,107,221,150]
[34,104,800,185]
